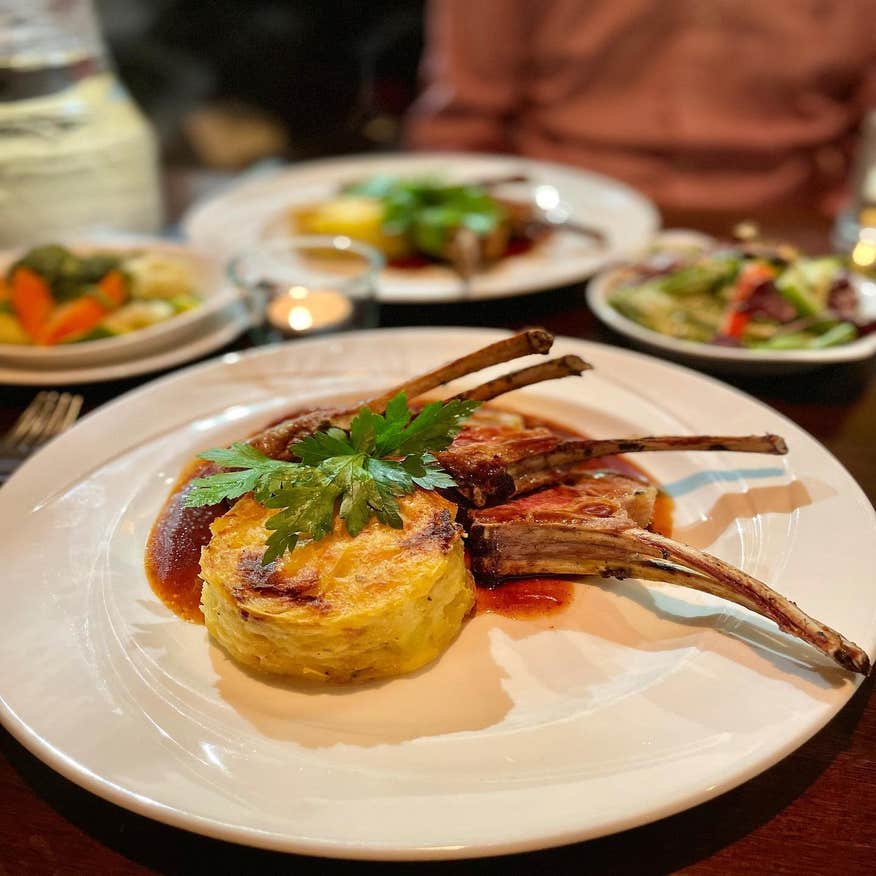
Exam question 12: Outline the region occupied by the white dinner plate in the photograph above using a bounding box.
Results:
[0,236,244,370]
[0,305,250,385]
[0,328,873,860]
[182,152,659,302]
[587,230,876,375]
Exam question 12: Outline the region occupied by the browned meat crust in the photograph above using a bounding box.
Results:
[439,426,788,506]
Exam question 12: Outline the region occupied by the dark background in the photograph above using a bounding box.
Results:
[98,0,425,164]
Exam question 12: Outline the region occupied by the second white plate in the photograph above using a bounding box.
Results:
[182,152,659,302]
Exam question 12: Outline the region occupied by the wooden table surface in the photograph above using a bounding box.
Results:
[1,208,874,875]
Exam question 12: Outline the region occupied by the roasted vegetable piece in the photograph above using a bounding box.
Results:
[96,269,128,309]
[0,312,30,344]
[10,266,53,340]
[79,253,122,284]
[11,244,76,285]
[658,257,739,296]
[100,300,175,334]
[37,296,105,345]
[719,262,772,338]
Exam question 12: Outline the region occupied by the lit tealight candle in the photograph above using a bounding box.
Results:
[266,285,354,335]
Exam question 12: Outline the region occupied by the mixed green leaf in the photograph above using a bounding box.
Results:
[10,244,124,303]
[343,175,505,257]
[184,392,479,564]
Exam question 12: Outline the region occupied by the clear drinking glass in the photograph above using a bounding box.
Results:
[228,235,384,342]
[834,111,876,257]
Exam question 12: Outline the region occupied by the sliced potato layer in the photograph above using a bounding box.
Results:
[200,490,473,683]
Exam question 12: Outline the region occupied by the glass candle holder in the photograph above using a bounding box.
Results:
[228,235,383,341]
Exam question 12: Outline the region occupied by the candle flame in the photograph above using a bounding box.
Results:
[288,305,314,331]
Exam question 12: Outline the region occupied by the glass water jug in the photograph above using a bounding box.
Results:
[0,0,162,246]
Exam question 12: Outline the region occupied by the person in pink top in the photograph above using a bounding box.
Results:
[405,0,876,212]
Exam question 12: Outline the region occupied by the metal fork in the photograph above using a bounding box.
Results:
[0,391,84,482]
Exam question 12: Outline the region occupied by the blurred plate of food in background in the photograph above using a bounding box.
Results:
[0,237,246,370]
[587,230,876,374]
[182,152,659,302]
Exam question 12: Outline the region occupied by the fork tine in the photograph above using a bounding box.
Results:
[4,391,53,448]
[2,391,46,445]
[25,392,84,449]
[40,392,75,442]
[0,391,84,484]
[34,392,64,444]
[22,391,60,448]
[59,394,83,433]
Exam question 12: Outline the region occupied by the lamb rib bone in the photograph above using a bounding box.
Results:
[365,328,554,414]
[453,355,590,403]
[507,433,787,500]
[466,480,870,675]
[440,430,788,506]
[248,328,555,459]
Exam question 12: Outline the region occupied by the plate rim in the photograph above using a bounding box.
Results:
[0,305,250,386]
[0,326,872,860]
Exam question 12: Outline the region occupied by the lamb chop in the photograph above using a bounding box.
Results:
[438,422,788,506]
[246,326,789,516]
[437,195,608,283]
[248,328,559,459]
[465,472,870,675]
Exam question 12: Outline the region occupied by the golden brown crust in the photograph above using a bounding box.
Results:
[199,490,474,682]
[234,554,325,608]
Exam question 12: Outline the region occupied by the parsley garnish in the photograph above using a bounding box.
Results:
[184,393,478,564]
[342,176,504,257]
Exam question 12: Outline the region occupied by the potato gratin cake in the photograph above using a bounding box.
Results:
[200,491,473,683]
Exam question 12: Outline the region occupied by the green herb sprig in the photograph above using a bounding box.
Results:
[343,176,505,257]
[184,393,478,564]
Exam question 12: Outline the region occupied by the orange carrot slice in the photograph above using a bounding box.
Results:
[97,269,128,309]
[37,297,106,345]
[10,266,54,340]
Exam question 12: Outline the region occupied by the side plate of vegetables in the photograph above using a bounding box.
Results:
[0,239,242,368]
[587,230,876,373]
